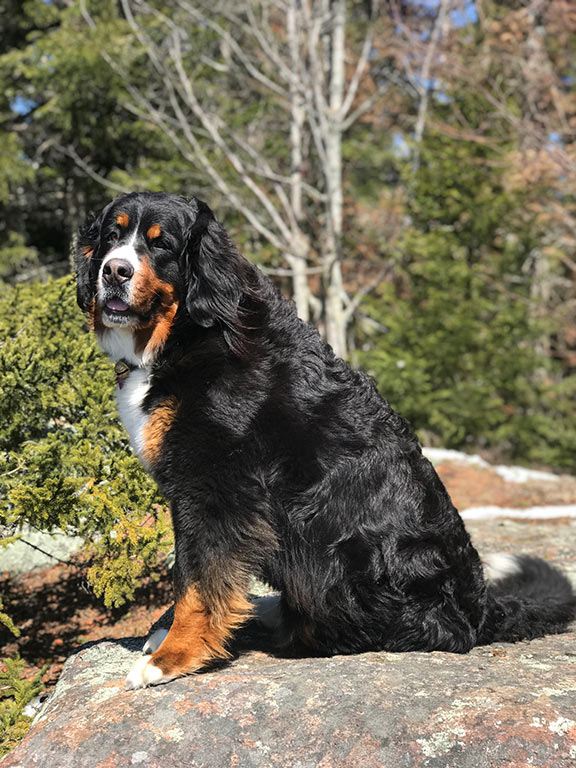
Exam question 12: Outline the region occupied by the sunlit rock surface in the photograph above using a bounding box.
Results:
[4,519,576,768]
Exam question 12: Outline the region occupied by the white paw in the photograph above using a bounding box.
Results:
[125,655,166,690]
[142,628,169,654]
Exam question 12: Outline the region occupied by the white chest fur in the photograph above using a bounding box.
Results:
[99,327,143,367]
[116,368,151,464]
[97,327,153,465]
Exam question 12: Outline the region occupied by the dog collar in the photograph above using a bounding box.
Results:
[115,359,136,389]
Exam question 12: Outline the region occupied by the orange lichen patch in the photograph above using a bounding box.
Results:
[132,255,179,360]
[150,585,252,677]
[147,224,162,240]
[141,396,179,466]
[116,212,129,227]
[81,246,94,259]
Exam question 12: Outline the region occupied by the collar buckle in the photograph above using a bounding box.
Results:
[115,359,135,389]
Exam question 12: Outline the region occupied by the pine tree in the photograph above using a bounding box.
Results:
[361,108,576,468]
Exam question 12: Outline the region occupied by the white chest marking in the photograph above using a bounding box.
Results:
[98,327,143,367]
[116,368,151,464]
[97,328,154,466]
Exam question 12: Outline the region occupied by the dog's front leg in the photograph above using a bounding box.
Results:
[125,478,275,690]
[125,567,252,689]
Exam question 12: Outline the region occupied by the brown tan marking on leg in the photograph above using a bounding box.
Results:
[125,584,252,688]
[152,586,252,677]
[141,397,179,466]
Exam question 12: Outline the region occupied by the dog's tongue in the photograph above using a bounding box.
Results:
[106,298,129,312]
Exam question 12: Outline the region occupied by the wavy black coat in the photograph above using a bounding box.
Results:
[77,192,576,657]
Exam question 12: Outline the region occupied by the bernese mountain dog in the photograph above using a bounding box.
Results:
[75,191,576,689]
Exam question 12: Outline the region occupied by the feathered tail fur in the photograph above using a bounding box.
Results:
[480,553,576,644]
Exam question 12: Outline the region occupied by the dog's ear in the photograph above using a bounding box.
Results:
[183,199,261,354]
[75,203,111,311]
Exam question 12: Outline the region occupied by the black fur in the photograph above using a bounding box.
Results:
[480,557,576,644]
[77,191,576,657]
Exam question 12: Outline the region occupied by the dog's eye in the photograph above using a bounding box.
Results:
[107,231,119,244]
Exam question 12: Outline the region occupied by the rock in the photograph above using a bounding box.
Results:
[3,628,576,768]
[0,527,84,577]
[4,519,576,768]
[466,518,576,588]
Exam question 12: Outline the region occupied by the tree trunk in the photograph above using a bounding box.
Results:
[285,251,310,321]
[530,247,553,381]
[287,1,311,323]
[322,0,347,358]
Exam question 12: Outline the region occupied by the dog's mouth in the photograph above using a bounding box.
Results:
[101,296,143,327]
[106,297,130,313]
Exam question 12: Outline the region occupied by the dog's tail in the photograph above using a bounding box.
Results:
[479,553,576,644]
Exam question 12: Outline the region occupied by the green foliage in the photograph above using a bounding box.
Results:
[0,655,45,758]
[361,125,576,468]
[0,537,20,638]
[0,601,19,640]
[0,133,32,207]
[0,0,189,271]
[0,277,173,608]
[0,233,38,285]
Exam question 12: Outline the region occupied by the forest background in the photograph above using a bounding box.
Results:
[1,0,575,624]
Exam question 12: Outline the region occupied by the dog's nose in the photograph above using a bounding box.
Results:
[103,258,134,285]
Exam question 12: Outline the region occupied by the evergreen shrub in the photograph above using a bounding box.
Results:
[360,131,576,469]
[0,277,172,609]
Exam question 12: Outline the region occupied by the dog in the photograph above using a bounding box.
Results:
[75,191,576,689]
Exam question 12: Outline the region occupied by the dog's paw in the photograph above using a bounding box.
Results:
[125,655,168,690]
[142,628,169,654]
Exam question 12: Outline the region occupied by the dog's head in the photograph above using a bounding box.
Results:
[75,192,259,362]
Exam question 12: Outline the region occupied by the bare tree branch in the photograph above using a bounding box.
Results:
[340,0,379,120]
[411,0,452,172]
[342,90,382,131]
[259,264,324,276]
[244,1,294,83]
[175,0,289,98]
[343,269,389,323]
[169,33,293,245]
[52,144,131,195]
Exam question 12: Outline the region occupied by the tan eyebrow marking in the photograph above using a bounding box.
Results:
[147,224,162,240]
[116,212,129,227]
